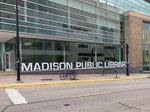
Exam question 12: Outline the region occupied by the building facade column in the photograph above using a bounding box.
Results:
[125,11,144,72]
[1,43,5,71]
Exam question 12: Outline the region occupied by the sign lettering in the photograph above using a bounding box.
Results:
[21,62,126,71]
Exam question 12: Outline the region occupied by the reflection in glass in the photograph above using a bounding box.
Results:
[21,38,121,66]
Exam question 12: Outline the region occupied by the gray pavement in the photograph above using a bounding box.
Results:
[0,89,11,112]
[2,78,150,112]
[0,72,149,85]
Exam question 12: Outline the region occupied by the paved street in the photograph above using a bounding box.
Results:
[1,78,150,112]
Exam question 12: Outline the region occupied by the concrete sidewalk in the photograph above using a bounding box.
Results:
[0,73,149,89]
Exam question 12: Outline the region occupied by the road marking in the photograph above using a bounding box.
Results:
[5,89,28,105]
[72,92,112,98]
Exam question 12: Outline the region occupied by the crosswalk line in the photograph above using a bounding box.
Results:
[5,89,28,105]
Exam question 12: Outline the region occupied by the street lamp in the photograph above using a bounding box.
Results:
[121,44,130,76]
[126,44,129,76]
[16,0,21,81]
[91,49,94,62]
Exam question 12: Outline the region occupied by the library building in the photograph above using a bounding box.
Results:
[0,0,150,73]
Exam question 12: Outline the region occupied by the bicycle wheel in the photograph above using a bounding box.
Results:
[60,73,67,80]
[70,73,77,80]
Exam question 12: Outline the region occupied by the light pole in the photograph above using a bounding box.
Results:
[16,0,21,81]
[126,44,129,76]
[91,49,94,62]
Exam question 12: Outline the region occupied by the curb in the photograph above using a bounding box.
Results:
[0,73,16,76]
[0,76,148,89]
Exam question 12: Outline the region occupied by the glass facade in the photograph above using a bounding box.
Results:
[4,37,121,70]
[143,22,150,71]
[0,0,124,44]
[1,0,150,44]
[22,38,120,64]
[0,0,150,71]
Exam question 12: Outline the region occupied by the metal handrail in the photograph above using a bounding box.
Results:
[102,68,118,78]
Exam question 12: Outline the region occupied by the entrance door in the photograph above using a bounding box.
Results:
[5,52,11,71]
[4,51,15,71]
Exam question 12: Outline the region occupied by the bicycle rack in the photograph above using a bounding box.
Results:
[102,68,119,78]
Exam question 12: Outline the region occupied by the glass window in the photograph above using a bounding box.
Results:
[34,39,45,50]
[143,22,150,71]
[22,38,34,50]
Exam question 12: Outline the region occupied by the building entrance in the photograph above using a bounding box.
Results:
[5,52,10,71]
[4,51,15,71]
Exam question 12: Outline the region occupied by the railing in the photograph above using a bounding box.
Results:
[102,68,118,78]
[59,69,77,80]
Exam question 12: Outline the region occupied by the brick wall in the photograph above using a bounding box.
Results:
[124,11,150,69]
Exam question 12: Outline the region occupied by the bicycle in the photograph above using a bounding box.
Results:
[60,69,77,80]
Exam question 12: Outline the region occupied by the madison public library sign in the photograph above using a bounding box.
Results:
[21,62,126,71]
